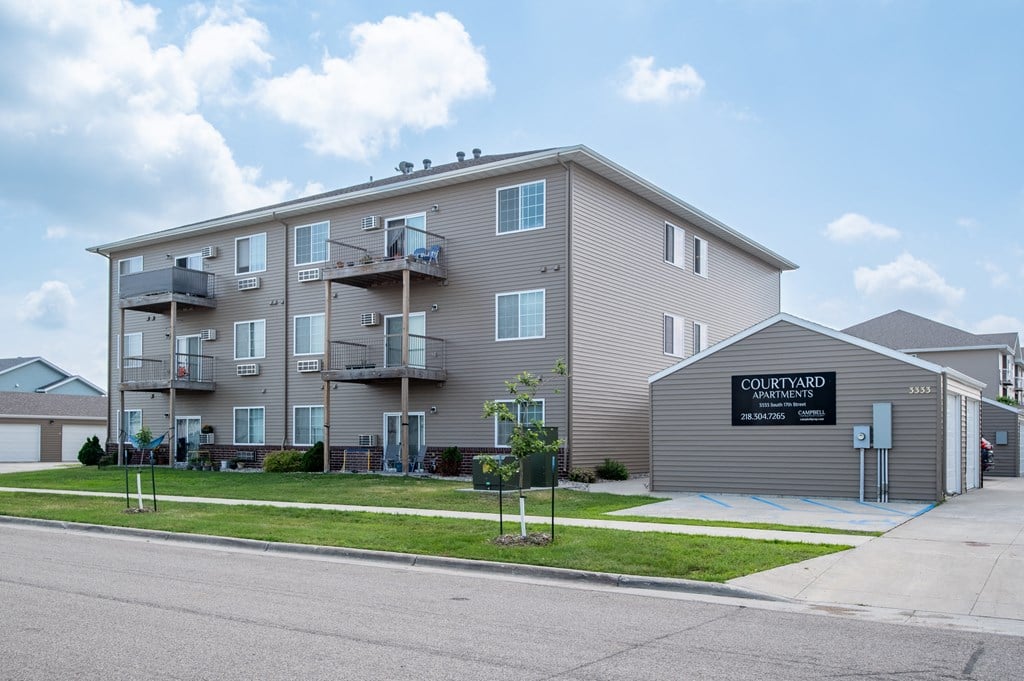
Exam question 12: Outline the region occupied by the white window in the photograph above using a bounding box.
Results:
[234,407,265,445]
[663,314,685,358]
[236,233,267,274]
[294,406,324,446]
[174,253,203,270]
[122,332,142,369]
[693,236,708,277]
[496,289,545,340]
[294,314,325,356]
[234,319,266,360]
[119,409,142,444]
[692,321,708,355]
[494,399,545,448]
[496,180,545,233]
[664,223,685,268]
[295,221,329,265]
[116,256,142,294]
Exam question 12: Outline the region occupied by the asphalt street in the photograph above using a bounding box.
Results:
[2,523,1022,680]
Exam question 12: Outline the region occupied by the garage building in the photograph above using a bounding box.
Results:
[0,392,107,463]
[649,314,984,502]
[981,397,1024,478]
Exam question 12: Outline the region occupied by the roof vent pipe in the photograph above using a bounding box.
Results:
[396,161,414,174]
[423,159,432,170]
[456,151,465,162]
[472,148,481,159]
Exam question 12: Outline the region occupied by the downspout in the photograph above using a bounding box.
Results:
[274,211,289,451]
[556,152,572,474]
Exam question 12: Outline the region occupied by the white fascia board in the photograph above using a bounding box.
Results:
[649,312,955,384]
[37,375,107,396]
[943,368,987,391]
[0,414,106,421]
[0,357,49,377]
[901,345,1013,354]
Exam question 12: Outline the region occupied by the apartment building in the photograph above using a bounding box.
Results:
[89,145,795,474]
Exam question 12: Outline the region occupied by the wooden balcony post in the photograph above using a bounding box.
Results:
[401,268,410,474]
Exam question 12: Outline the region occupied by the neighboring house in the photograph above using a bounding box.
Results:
[88,145,795,473]
[0,392,107,463]
[843,310,1022,403]
[650,314,985,502]
[0,357,105,396]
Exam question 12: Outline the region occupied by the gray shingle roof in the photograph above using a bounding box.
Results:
[843,310,1013,351]
[0,391,107,419]
[0,357,40,373]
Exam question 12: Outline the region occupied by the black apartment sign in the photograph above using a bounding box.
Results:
[731,372,837,426]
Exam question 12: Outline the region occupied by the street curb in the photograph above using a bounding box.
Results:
[0,514,786,602]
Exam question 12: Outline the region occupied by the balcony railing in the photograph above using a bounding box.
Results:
[119,266,215,300]
[1000,368,1014,385]
[326,334,446,382]
[324,227,446,287]
[1016,376,1024,390]
[120,353,216,390]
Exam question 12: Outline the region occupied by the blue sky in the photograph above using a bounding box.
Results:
[1,0,1021,388]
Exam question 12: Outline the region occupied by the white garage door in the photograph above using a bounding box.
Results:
[62,425,106,462]
[0,424,41,462]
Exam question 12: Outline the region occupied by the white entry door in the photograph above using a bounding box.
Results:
[175,335,202,380]
[384,312,425,368]
[945,395,962,495]
[965,399,979,490]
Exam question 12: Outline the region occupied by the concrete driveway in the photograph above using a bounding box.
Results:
[0,462,80,473]
[730,477,1024,620]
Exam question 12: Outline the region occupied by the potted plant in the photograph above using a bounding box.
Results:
[201,424,214,434]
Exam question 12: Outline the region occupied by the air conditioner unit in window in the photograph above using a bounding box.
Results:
[297,268,321,282]
[238,277,260,291]
[357,434,378,447]
[198,328,217,341]
[200,245,218,259]
[361,216,379,231]
[360,312,380,327]
[236,363,260,376]
[296,359,321,373]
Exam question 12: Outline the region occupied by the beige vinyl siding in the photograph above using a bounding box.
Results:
[651,320,944,501]
[321,167,569,449]
[569,165,780,473]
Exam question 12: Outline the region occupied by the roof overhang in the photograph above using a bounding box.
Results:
[88,145,797,272]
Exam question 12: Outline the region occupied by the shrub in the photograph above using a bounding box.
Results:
[263,450,304,473]
[595,458,629,481]
[302,442,324,472]
[97,454,117,468]
[568,467,597,484]
[437,446,462,476]
[77,435,105,466]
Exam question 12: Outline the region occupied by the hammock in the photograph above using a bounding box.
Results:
[128,431,167,451]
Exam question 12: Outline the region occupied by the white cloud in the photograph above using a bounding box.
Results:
[18,280,75,329]
[0,0,291,230]
[980,262,1010,288]
[45,226,69,240]
[972,315,1024,335]
[259,12,491,159]
[620,56,705,103]
[957,217,980,231]
[853,253,965,306]
[824,213,901,242]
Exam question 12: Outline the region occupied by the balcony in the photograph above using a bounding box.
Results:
[1000,368,1014,385]
[1016,375,1024,391]
[324,334,446,383]
[119,267,217,313]
[323,227,446,288]
[119,353,217,392]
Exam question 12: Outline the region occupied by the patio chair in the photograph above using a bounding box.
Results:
[425,244,442,265]
[408,445,427,473]
[411,247,428,262]
[383,444,401,472]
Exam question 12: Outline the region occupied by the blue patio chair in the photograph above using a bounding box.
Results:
[383,444,401,472]
[411,247,428,261]
[425,244,442,264]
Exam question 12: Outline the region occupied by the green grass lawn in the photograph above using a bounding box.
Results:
[0,466,880,536]
[0,464,880,532]
[0,492,848,582]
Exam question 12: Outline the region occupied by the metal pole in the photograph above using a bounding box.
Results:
[150,450,157,511]
[498,464,503,535]
[859,449,864,503]
[550,454,556,540]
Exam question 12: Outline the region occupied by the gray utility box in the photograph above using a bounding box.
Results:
[472,454,528,490]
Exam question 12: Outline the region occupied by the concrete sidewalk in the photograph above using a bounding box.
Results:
[730,477,1024,620]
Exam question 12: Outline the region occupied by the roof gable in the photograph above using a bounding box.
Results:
[842,310,994,351]
[650,312,985,389]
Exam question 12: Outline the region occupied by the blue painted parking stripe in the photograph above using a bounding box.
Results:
[800,498,852,514]
[751,496,789,510]
[699,494,732,508]
[855,501,911,515]
[911,503,936,517]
